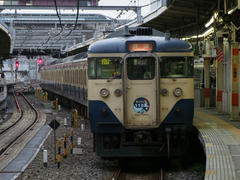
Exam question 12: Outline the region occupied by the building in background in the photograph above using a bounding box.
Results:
[2,56,57,82]
[2,0,99,6]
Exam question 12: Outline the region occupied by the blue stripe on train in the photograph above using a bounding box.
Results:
[89,100,124,133]
[162,99,194,125]
[89,99,194,133]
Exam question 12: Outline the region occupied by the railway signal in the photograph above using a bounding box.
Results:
[15,59,19,82]
[37,57,44,65]
[48,119,60,163]
[15,60,19,68]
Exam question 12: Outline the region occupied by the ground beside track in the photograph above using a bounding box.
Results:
[16,94,205,180]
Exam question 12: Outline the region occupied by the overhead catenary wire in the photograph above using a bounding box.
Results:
[65,0,80,37]
[122,0,162,23]
[54,0,64,37]
[41,0,157,52]
[115,0,135,21]
[141,0,160,8]
[116,0,159,22]
[125,0,137,20]
[45,0,80,50]
[38,0,64,50]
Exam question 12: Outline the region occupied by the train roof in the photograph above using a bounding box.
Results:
[88,36,192,54]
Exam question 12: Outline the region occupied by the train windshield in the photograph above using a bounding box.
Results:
[127,57,155,80]
[160,57,193,78]
[88,57,121,79]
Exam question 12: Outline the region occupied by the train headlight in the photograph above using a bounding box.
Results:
[160,88,168,96]
[100,88,110,98]
[114,89,122,97]
[173,88,183,97]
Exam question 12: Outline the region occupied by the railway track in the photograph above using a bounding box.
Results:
[112,167,164,180]
[0,91,39,156]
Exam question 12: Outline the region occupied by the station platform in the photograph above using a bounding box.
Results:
[194,108,240,180]
[0,125,51,180]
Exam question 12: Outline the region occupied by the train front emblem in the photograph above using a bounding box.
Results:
[133,97,150,114]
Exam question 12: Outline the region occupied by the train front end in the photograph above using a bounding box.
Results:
[88,34,194,158]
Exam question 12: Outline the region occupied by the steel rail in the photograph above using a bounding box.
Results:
[0,91,23,135]
[111,167,164,180]
[154,168,164,180]
[0,92,39,155]
[112,168,122,180]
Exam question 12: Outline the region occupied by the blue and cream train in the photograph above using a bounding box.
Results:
[40,28,194,157]
[0,73,7,110]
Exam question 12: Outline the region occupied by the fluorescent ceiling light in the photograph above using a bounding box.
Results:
[205,12,218,28]
[205,16,214,28]
[228,7,237,14]
[181,27,214,40]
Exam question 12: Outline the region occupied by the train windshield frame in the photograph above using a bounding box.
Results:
[88,57,122,79]
[160,57,193,78]
[127,57,155,80]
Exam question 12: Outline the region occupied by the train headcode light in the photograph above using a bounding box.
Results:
[15,61,19,68]
[37,58,44,65]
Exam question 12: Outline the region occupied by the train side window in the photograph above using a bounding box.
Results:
[160,57,193,78]
[127,57,155,80]
[74,69,76,84]
[88,57,121,79]
[83,69,86,85]
[79,68,81,84]
[88,59,96,78]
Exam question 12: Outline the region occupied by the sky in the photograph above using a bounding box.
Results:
[99,0,150,19]
[98,0,151,19]
[1,0,151,20]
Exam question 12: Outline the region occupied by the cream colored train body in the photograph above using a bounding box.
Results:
[40,28,194,157]
[88,53,194,128]
[40,57,88,107]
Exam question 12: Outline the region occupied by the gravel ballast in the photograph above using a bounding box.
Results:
[16,94,203,180]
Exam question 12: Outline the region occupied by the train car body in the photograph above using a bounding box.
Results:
[88,29,194,158]
[41,56,88,107]
[40,28,194,158]
[0,76,7,110]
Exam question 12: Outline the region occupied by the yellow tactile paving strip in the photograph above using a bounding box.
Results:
[194,110,239,180]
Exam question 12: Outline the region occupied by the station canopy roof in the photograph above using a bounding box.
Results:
[67,0,225,55]
[142,0,219,38]
[0,24,11,59]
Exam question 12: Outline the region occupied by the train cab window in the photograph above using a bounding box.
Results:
[160,57,193,78]
[127,57,155,80]
[88,58,121,79]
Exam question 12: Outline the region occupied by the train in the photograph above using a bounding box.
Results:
[0,73,7,111]
[40,27,194,158]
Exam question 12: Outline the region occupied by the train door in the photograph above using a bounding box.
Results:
[123,54,159,128]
